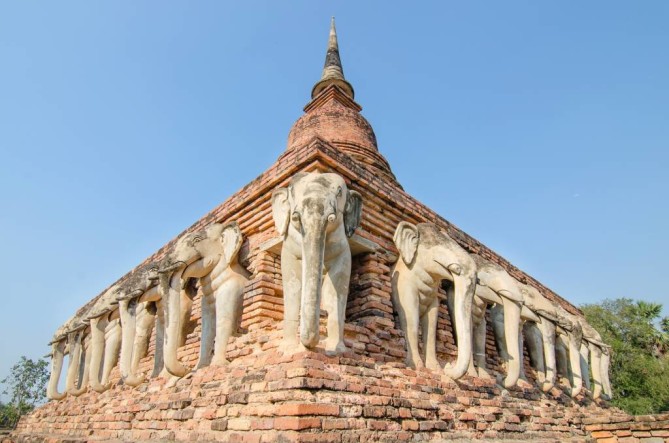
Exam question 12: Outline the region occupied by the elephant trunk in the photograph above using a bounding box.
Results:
[64,332,82,393]
[96,319,121,392]
[69,340,91,396]
[500,298,522,388]
[444,273,476,380]
[299,219,328,349]
[119,299,136,382]
[568,324,584,397]
[160,267,190,377]
[47,339,67,401]
[88,317,107,392]
[538,319,557,392]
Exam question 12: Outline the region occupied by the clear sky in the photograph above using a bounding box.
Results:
[1,2,667,388]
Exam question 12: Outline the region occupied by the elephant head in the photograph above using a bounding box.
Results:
[272,172,362,352]
[160,222,244,376]
[392,222,476,379]
[470,255,524,388]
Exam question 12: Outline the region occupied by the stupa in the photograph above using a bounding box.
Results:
[12,19,641,443]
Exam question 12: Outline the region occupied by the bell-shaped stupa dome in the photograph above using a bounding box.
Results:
[285,18,397,183]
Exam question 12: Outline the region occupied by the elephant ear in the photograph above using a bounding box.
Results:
[220,222,243,269]
[393,221,419,266]
[271,188,290,239]
[344,190,363,238]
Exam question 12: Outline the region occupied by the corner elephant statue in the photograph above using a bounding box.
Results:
[391,221,477,380]
[272,171,362,354]
[160,221,250,377]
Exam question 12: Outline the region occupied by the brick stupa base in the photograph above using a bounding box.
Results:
[11,319,618,442]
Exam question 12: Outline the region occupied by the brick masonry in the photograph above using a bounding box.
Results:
[8,88,660,442]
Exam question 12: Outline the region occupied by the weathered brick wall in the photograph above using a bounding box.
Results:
[583,413,669,442]
[12,135,616,442]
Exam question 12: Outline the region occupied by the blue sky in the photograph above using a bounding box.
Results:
[1,2,667,388]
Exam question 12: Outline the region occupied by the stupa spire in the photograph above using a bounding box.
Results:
[311,17,355,99]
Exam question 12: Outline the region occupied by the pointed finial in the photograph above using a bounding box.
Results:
[311,17,354,99]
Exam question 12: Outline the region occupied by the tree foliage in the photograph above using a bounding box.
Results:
[582,298,669,415]
[0,356,49,429]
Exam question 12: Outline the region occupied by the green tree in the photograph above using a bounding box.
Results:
[582,298,669,414]
[0,356,49,429]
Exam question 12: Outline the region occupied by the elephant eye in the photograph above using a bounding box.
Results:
[336,187,342,197]
[191,236,203,245]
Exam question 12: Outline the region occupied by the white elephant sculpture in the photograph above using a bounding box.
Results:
[117,264,163,386]
[272,172,362,355]
[468,255,525,388]
[64,327,90,396]
[391,221,477,379]
[46,337,68,400]
[86,307,122,393]
[160,221,249,377]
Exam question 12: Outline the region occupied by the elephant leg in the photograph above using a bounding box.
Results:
[152,300,166,378]
[196,292,216,369]
[211,280,245,366]
[422,294,440,371]
[555,334,570,388]
[47,339,67,400]
[473,312,491,379]
[280,252,301,351]
[125,303,155,386]
[601,350,613,399]
[491,304,508,362]
[580,343,591,391]
[589,343,603,399]
[523,322,546,385]
[392,280,424,369]
[323,261,350,355]
[517,321,528,381]
[538,319,556,392]
[70,339,91,396]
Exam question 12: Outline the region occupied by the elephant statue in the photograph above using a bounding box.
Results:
[63,326,91,397]
[160,221,249,377]
[600,346,613,399]
[552,308,584,397]
[468,255,525,388]
[46,336,68,400]
[117,264,163,386]
[578,318,612,400]
[391,221,477,380]
[272,172,362,354]
[86,307,122,393]
[517,283,567,392]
